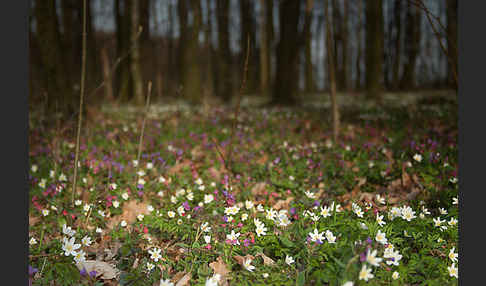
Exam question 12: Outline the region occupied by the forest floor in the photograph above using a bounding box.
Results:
[28,90,458,285]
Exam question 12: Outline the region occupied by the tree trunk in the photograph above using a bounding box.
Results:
[240,0,257,93]
[303,0,315,94]
[100,46,115,102]
[130,0,144,105]
[179,0,203,103]
[400,1,421,89]
[340,0,349,90]
[392,0,402,90]
[115,0,132,102]
[216,0,232,102]
[35,0,72,114]
[365,0,384,100]
[259,0,270,97]
[324,0,339,142]
[355,0,362,90]
[272,0,301,105]
[446,0,457,88]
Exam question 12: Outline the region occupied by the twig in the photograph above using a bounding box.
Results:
[405,0,457,88]
[71,0,88,206]
[136,81,153,166]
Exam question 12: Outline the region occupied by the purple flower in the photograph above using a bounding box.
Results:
[182,201,191,211]
[360,252,367,262]
[313,200,320,207]
[80,268,87,276]
[28,265,38,276]
[273,157,280,164]
[137,184,144,190]
[89,270,97,278]
[366,237,373,245]
[290,207,296,215]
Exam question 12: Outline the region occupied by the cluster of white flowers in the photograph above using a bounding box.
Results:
[60,224,91,264]
[352,203,364,218]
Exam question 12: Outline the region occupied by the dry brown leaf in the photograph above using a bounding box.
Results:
[171,272,186,284]
[251,182,267,196]
[233,254,255,266]
[356,177,367,188]
[29,215,40,226]
[76,260,120,280]
[273,197,294,210]
[209,258,229,274]
[107,200,150,230]
[175,272,192,286]
[256,253,276,266]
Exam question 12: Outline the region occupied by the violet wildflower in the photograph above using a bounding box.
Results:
[29,265,38,276]
[80,268,87,276]
[89,270,97,278]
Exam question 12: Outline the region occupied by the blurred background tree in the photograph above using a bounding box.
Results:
[29,0,457,119]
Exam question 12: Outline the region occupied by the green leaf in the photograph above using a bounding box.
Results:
[279,236,294,248]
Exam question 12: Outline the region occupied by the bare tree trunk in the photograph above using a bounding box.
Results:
[355,0,362,90]
[401,1,421,89]
[341,0,349,90]
[216,0,232,102]
[446,0,457,88]
[324,0,339,142]
[365,0,384,101]
[392,0,402,90]
[100,46,115,102]
[115,0,132,102]
[130,0,144,105]
[272,0,301,105]
[259,0,269,97]
[303,0,315,94]
[240,0,257,92]
[35,0,72,115]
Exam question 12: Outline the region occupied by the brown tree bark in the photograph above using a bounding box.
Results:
[355,0,363,90]
[272,0,301,105]
[179,0,203,103]
[324,0,339,142]
[240,0,257,92]
[216,0,232,102]
[35,0,72,114]
[392,0,402,90]
[130,0,144,105]
[446,0,457,88]
[259,0,270,97]
[401,1,421,89]
[303,0,315,94]
[115,0,132,102]
[340,0,349,90]
[365,0,384,100]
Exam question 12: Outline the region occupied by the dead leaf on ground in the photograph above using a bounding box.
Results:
[76,260,120,280]
[29,215,40,226]
[171,271,186,284]
[256,252,276,266]
[175,272,191,286]
[251,182,268,197]
[273,197,294,210]
[233,254,255,266]
[209,257,230,276]
[107,200,150,230]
